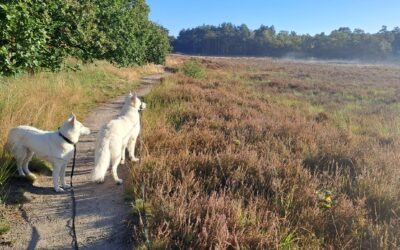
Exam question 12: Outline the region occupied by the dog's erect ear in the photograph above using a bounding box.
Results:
[68,113,76,125]
[131,91,137,99]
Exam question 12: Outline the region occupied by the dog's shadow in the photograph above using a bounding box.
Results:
[22,184,59,196]
[4,176,65,205]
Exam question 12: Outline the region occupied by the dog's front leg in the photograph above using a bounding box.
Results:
[128,136,139,162]
[53,164,64,192]
[60,164,71,190]
[120,144,127,164]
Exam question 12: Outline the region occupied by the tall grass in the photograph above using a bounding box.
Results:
[0,157,13,198]
[128,57,400,249]
[0,61,162,149]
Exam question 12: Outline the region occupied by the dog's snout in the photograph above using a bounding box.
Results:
[83,127,91,135]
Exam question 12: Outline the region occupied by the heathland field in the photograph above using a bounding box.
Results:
[0,55,399,249]
[128,56,400,249]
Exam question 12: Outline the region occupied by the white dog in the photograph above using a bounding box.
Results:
[120,93,146,164]
[92,92,146,184]
[6,114,90,192]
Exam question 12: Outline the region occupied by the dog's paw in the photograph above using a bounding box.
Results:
[116,179,123,185]
[54,187,65,193]
[62,184,71,189]
[25,174,37,184]
[27,173,37,180]
[95,179,105,184]
[130,157,139,162]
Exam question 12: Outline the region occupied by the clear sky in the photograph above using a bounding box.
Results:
[146,0,400,37]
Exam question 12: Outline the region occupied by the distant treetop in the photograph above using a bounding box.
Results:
[172,23,400,61]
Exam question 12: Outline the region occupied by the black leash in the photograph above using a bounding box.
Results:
[58,130,79,250]
[138,108,151,249]
[70,144,79,250]
[141,175,150,249]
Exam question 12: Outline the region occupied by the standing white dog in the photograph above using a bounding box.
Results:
[120,93,146,164]
[6,114,90,192]
[92,92,146,184]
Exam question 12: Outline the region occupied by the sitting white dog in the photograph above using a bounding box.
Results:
[92,92,146,184]
[6,113,90,192]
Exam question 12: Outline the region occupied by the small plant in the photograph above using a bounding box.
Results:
[0,223,10,235]
[181,59,207,79]
[0,155,14,200]
[280,231,298,250]
[132,199,153,218]
[0,159,12,188]
[233,139,241,145]
[317,190,334,209]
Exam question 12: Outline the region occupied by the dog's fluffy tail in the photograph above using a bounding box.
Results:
[91,126,111,182]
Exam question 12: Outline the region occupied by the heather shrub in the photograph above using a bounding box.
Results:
[128,57,400,249]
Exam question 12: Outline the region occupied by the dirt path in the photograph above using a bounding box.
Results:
[6,73,166,250]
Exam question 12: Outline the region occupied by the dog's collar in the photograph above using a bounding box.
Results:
[139,102,145,111]
[58,131,75,145]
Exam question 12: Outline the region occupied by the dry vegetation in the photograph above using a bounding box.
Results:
[0,61,163,149]
[129,56,400,249]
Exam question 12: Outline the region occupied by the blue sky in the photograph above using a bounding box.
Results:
[146,0,400,37]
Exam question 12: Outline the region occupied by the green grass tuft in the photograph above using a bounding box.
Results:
[181,59,207,79]
[0,223,10,235]
[132,199,153,218]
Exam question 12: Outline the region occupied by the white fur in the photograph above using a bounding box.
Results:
[120,93,146,164]
[6,114,90,192]
[92,92,145,184]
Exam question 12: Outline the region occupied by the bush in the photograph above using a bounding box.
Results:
[0,2,60,75]
[181,59,207,78]
[0,0,170,76]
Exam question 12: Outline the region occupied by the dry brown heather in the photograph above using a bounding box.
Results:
[129,56,400,249]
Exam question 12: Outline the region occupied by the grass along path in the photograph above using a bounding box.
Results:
[1,73,167,249]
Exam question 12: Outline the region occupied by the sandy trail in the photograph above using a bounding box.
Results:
[6,73,165,250]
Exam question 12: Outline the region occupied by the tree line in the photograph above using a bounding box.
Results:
[172,23,400,61]
[0,0,170,76]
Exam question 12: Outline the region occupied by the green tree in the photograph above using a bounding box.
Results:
[0,1,61,75]
[0,0,170,75]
